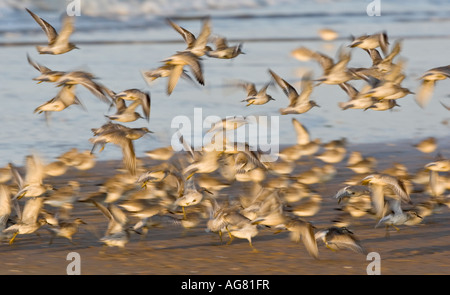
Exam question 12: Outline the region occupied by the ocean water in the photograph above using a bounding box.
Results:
[0,0,449,167]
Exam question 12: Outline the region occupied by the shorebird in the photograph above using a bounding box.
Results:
[337,82,378,110]
[44,181,80,215]
[34,84,84,122]
[173,178,213,219]
[366,99,400,111]
[90,122,151,175]
[274,216,319,259]
[162,51,204,95]
[375,198,423,237]
[3,197,47,245]
[315,146,347,164]
[141,65,196,90]
[291,46,353,85]
[346,151,377,174]
[206,36,244,59]
[334,185,372,205]
[145,146,174,161]
[425,159,450,197]
[93,201,131,251]
[367,40,402,73]
[56,71,113,103]
[315,226,367,254]
[111,89,151,122]
[291,118,321,156]
[47,217,86,245]
[44,160,68,177]
[318,28,338,41]
[269,69,319,115]
[334,186,373,221]
[9,154,53,200]
[290,194,322,217]
[361,174,412,219]
[415,65,450,108]
[26,8,78,55]
[349,31,389,56]
[167,17,212,57]
[413,137,437,154]
[361,78,413,101]
[206,199,259,252]
[106,98,146,123]
[238,81,275,106]
[27,54,65,83]
[314,47,353,85]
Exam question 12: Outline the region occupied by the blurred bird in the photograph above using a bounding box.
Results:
[274,216,319,259]
[56,71,113,103]
[318,28,338,41]
[93,201,131,251]
[27,54,65,83]
[111,89,151,122]
[337,82,378,110]
[26,8,78,55]
[162,51,205,95]
[34,84,84,122]
[206,36,244,59]
[238,81,275,106]
[269,69,319,115]
[413,137,437,154]
[10,154,53,200]
[415,65,450,108]
[3,197,46,245]
[315,226,367,254]
[349,31,389,56]
[90,123,151,175]
[361,174,412,219]
[47,217,86,245]
[167,17,212,57]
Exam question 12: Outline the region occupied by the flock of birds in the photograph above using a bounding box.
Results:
[0,9,450,262]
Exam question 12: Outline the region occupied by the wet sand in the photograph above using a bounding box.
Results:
[1,138,449,276]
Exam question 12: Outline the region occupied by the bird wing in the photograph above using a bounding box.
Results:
[415,79,435,108]
[26,8,58,45]
[300,221,319,259]
[167,64,184,95]
[268,69,299,103]
[291,118,310,145]
[192,17,211,50]
[27,54,51,74]
[57,84,77,107]
[53,15,75,47]
[21,197,44,224]
[296,71,314,105]
[167,19,196,46]
[25,154,45,186]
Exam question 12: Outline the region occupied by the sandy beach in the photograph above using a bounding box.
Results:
[1,138,449,276]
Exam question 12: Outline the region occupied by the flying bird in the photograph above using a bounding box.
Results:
[26,8,78,55]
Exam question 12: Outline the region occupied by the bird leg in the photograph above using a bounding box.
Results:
[9,232,19,245]
[182,206,187,220]
[249,240,259,253]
